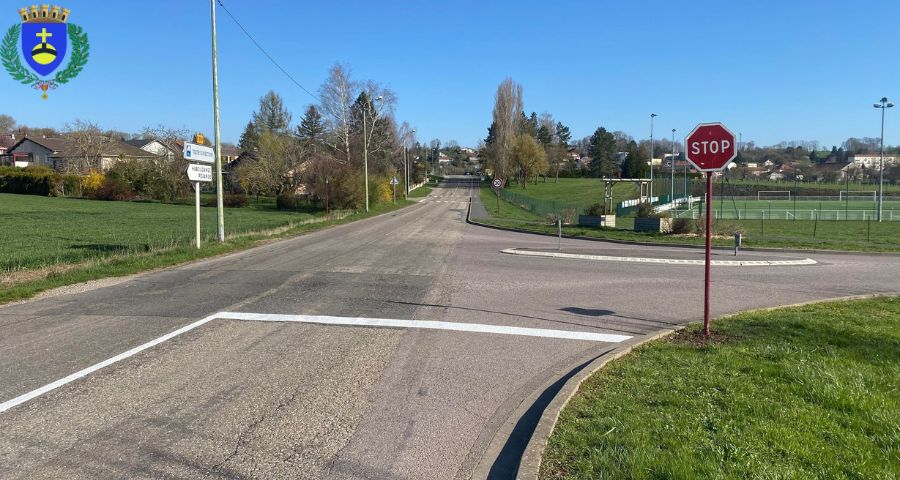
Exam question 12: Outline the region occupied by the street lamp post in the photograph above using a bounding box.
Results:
[649,113,657,201]
[874,97,894,222]
[671,128,676,205]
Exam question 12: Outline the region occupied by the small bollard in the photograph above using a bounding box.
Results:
[734,232,742,256]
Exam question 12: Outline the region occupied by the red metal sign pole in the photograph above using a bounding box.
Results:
[704,172,713,336]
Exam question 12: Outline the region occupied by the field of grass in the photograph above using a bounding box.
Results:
[0,193,411,303]
[502,178,636,213]
[541,297,900,479]
[0,193,319,272]
[475,186,900,251]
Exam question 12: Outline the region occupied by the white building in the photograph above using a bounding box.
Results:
[849,154,898,169]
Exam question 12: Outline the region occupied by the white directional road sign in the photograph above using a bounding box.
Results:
[187,164,213,182]
[183,142,215,164]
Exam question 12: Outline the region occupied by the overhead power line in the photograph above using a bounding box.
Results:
[216,1,320,102]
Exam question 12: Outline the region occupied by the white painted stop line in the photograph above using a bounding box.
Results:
[0,312,630,413]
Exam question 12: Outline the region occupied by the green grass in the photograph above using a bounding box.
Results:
[502,178,637,212]
[407,186,432,198]
[476,185,900,252]
[683,198,900,221]
[0,194,411,303]
[541,297,900,480]
[0,193,318,271]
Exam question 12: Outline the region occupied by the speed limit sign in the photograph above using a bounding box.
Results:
[492,178,503,188]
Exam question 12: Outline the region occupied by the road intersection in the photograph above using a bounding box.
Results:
[1,177,897,479]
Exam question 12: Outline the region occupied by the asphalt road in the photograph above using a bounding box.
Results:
[1,176,898,479]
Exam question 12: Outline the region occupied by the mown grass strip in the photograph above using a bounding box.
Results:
[541,297,900,480]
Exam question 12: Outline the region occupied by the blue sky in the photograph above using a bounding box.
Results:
[2,0,898,149]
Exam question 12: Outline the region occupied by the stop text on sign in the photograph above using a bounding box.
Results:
[690,139,732,155]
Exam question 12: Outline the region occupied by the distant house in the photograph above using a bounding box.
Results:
[808,162,849,182]
[220,145,240,163]
[125,139,176,160]
[8,137,160,171]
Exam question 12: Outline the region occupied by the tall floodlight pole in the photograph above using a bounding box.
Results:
[649,113,657,201]
[210,0,224,241]
[671,128,676,204]
[363,112,369,212]
[405,128,416,196]
[874,97,894,222]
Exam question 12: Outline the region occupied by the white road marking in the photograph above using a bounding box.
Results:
[501,248,817,267]
[216,311,632,343]
[0,314,219,414]
[0,311,629,413]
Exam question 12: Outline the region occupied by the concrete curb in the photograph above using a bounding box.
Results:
[464,202,900,257]
[514,292,900,480]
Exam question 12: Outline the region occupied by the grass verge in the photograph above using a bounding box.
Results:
[541,297,900,479]
[0,199,412,304]
[408,186,432,198]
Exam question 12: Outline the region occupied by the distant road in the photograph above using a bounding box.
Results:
[1,176,897,479]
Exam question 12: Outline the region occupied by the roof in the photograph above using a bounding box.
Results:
[11,137,160,158]
[124,138,156,149]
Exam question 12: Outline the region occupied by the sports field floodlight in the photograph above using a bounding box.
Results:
[874,97,894,222]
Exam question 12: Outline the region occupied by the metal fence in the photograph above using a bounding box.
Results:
[498,188,590,217]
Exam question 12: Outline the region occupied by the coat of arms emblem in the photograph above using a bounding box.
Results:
[2,5,89,99]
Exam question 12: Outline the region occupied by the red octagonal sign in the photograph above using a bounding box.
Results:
[685,123,737,172]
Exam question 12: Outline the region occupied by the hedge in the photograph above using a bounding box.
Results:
[0,166,82,197]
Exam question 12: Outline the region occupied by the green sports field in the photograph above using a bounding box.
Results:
[674,198,900,221]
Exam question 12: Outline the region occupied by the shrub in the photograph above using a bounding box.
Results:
[369,176,393,205]
[89,177,135,201]
[56,174,82,197]
[636,202,658,218]
[585,203,608,216]
[560,208,577,224]
[276,193,300,210]
[223,193,248,208]
[81,170,105,195]
[671,217,694,234]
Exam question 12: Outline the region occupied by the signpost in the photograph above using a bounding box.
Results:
[492,178,503,215]
[685,122,737,336]
[186,163,213,248]
[183,142,215,164]
[390,176,399,204]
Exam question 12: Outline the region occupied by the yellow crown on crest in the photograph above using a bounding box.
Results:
[19,5,70,23]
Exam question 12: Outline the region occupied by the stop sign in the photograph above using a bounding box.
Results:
[685,123,737,172]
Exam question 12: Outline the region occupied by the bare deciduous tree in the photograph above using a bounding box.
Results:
[490,78,523,180]
[63,120,115,173]
[319,63,358,165]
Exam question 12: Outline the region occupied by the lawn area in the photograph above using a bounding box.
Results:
[0,193,411,303]
[501,178,636,213]
[0,193,316,271]
[475,184,900,252]
[541,297,900,480]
